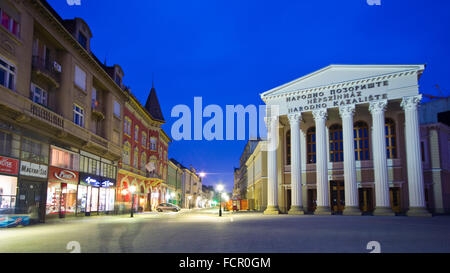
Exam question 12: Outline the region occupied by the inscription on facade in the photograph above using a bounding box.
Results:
[287,80,390,113]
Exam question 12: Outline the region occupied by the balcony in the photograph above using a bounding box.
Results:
[31,56,61,88]
[91,100,105,120]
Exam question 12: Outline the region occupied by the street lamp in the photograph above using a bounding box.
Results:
[188,195,192,209]
[130,185,136,218]
[217,184,224,217]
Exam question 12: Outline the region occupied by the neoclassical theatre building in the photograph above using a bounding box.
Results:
[257,64,448,217]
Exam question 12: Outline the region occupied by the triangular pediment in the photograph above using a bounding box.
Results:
[261,64,425,98]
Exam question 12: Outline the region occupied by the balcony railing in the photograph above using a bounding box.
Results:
[31,56,61,85]
[91,100,105,120]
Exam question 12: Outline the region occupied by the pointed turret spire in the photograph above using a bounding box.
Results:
[145,82,165,122]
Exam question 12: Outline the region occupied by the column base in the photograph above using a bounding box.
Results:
[263,206,280,215]
[342,206,362,216]
[288,206,305,215]
[373,207,395,216]
[314,206,332,215]
[406,207,432,217]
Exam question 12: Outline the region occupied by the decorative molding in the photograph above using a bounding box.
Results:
[288,113,302,124]
[339,104,356,119]
[312,109,328,121]
[369,100,388,114]
[401,94,422,111]
[263,69,422,101]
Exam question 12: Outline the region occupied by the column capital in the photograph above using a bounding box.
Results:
[339,104,356,119]
[369,100,388,115]
[401,95,422,111]
[312,109,328,121]
[264,116,278,128]
[288,113,302,124]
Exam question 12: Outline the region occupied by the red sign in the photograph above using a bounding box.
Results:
[48,166,79,184]
[0,156,19,175]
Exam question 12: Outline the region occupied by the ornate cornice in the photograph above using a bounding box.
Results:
[263,69,421,101]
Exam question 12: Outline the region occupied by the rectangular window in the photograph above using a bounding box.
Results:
[115,73,122,87]
[78,32,87,49]
[0,175,17,210]
[21,138,49,164]
[50,146,79,171]
[114,100,121,118]
[124,117,131,136]
[74,65,86,91]
[142,133,147,148]
[0,55,16,90]
[73,104,85,127]
[0,131,12,156]
[30,83,48,106]
[134,126,139,142]
[150,138,157,151]
[0,9,20,38]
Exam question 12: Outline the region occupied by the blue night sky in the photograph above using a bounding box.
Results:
[48,0,450,190]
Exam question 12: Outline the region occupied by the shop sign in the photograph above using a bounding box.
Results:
[19,161,48,178]
[48,166,79,184]
[0,156,19,175]
[79,173,115,188]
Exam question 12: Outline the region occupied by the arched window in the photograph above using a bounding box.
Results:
[123,142,131,165]
[133,146,139,169]
[286,130,291,165]
[385,118,397,159]
[307,127,316,163]
[354,121,370,160]
[141,152,146,172]
[329,124,343,162]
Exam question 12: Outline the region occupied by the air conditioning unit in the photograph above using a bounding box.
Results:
[53,61,62,73]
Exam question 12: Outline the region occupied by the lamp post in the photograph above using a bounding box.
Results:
[130,185,136,218]
[188,195,192,210]
[217,184,224,217]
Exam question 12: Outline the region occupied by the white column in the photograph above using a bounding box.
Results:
[312,109,331,214]
[401,95,431,217]
[339,105,361,215]
[369,100,395,216]
[288,113,304,214]
[264,115,280,214]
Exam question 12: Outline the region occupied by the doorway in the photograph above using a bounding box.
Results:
[390,187,401,213]
[17,180,46,223]
[286,189,291,212]
[359,188,374,214]
[307,189,317,213]
[330,181,345,214]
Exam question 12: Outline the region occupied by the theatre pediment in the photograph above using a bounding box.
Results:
[261,64,425,115]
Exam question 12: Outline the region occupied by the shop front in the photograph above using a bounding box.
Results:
[0,156,22,227]
[46,166,78,218]
[77,173,116,216]
[18,160,48,223]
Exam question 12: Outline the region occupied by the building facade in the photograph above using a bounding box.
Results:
[168,159,183,206]
[254,64,448,216]
[0,0,126,222]
[232,139,260,200]
[116,86,170,213]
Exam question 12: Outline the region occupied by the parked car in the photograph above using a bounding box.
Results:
[156,203,180,212]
